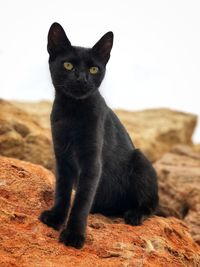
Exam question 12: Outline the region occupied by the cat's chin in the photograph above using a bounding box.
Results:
[62,89,97,100]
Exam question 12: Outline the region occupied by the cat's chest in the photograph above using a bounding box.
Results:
[51,110,100,141]
[51,96,105,150]
[51,112,102,161]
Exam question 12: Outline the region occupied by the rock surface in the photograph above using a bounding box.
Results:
[0,100,54,170]
[12,100,52,131]
[154,145,200,245]
[115,109,197,161]
[0,156,200,267]
[12,101,197,161]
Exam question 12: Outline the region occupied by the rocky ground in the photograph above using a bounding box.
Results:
[0,99,200,266]
[0,156,199,267]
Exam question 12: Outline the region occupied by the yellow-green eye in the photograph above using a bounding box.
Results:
[89,66,99,74]
[64,62,73,71]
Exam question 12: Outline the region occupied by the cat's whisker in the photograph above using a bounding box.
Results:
[62,142,71,155]
[54,84,64,87]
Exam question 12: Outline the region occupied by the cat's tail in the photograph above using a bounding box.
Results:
[154,203,181,218]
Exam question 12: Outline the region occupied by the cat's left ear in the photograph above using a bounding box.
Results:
[47,22,72,56]
[92,32,114,65]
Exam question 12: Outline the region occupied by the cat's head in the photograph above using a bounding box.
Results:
[47,22,113,99]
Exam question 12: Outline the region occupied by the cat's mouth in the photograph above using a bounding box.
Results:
[55,83,96,99]
[71,87,95,99]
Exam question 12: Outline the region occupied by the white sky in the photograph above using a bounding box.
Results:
[0,0,200,142]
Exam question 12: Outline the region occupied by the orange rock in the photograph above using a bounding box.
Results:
[154,144,200,245]
[0,99,54,170]
[0,156,199,267]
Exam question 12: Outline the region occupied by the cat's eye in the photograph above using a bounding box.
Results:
[64,62,74,71]
[89,66,99,74]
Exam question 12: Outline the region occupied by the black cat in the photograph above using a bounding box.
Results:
[39,22,159,249]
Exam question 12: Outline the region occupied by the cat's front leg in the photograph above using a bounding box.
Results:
[59,158,102,248]
[39,157,77,230]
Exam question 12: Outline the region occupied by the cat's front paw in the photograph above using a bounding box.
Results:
[59,228,85,249]
[39,209,65,230]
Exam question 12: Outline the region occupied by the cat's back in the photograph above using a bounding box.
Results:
[103,108,134,151]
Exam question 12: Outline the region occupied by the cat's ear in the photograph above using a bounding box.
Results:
[47,22,71,56]
[92,32,114,65]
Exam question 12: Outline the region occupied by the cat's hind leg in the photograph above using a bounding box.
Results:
[124,149,159,226]
[124,208,152,226]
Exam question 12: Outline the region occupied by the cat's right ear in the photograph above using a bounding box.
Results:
[92,31,114,65]
[47,22,71,57]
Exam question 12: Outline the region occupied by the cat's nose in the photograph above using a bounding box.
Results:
[76,72,87,83]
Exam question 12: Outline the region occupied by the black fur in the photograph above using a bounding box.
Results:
[39,22,159,249]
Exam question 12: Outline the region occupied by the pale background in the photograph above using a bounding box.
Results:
[0,0,199,142]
